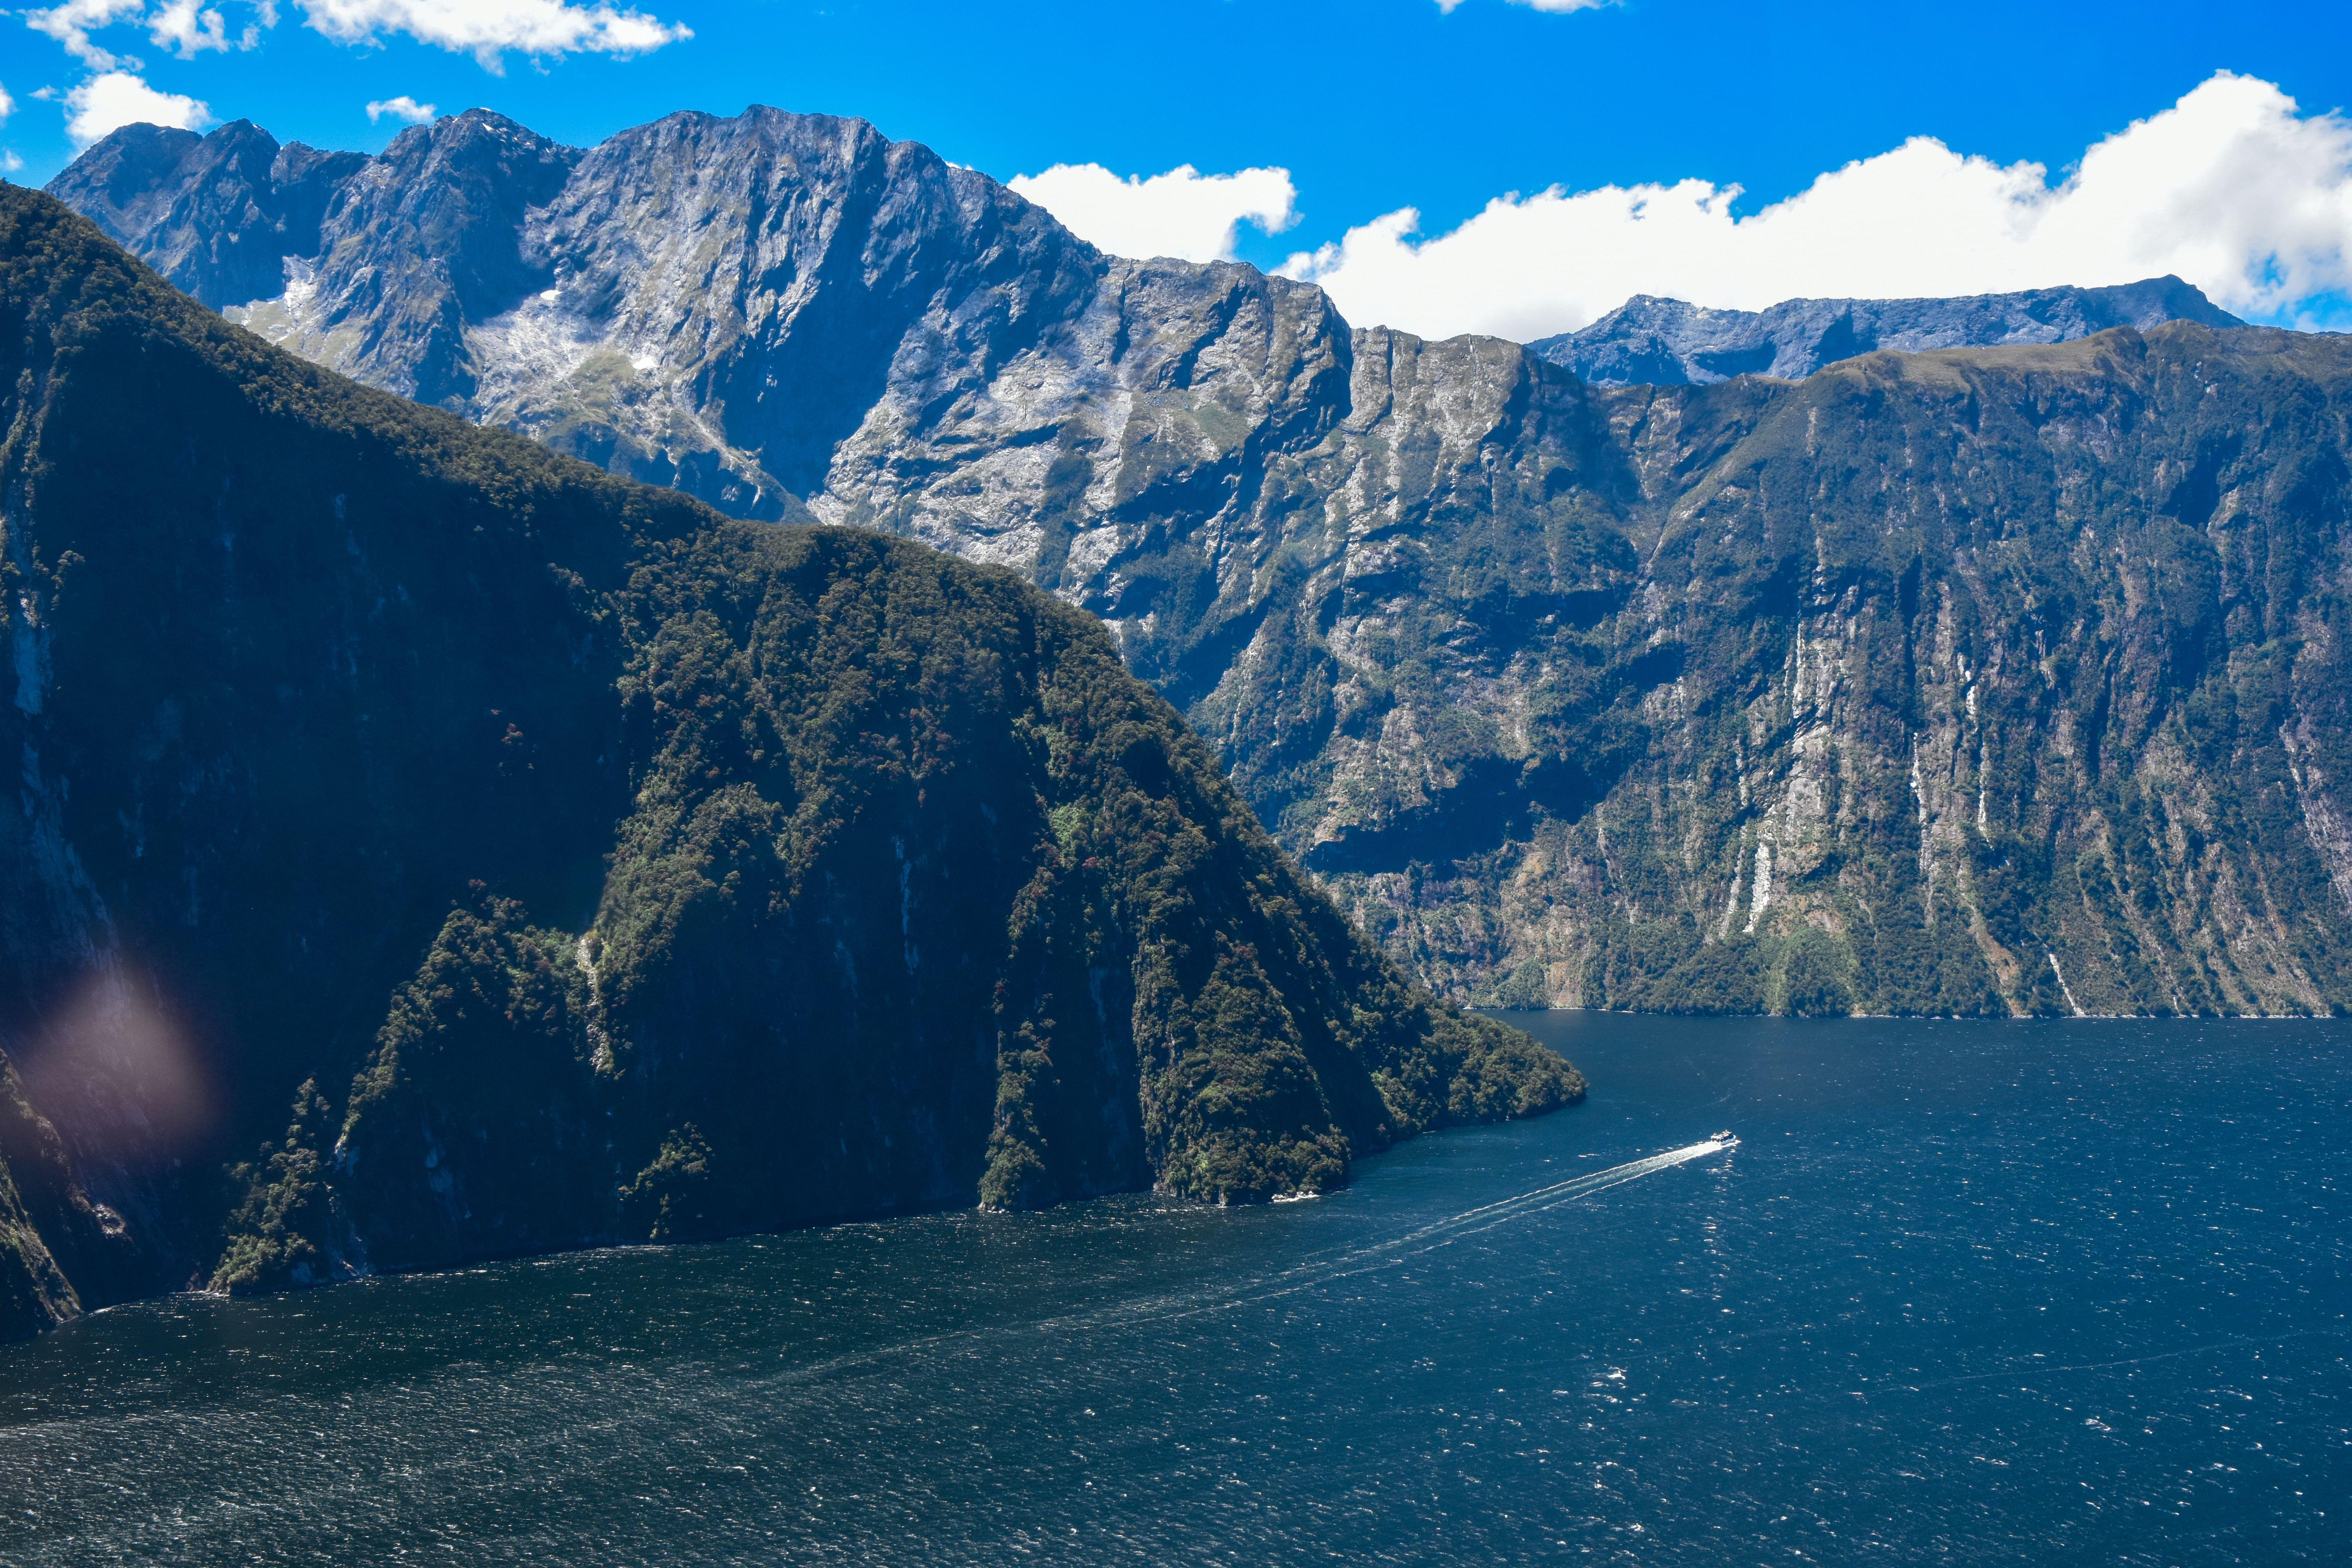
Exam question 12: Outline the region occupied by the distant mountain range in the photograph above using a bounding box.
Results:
[40,109,2352,1029]
[1529,278,2245,385]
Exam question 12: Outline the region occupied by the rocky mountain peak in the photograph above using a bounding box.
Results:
[46,118,365,309]
[509,102,1104,498]
[360,106,580,212]
[302,108,581,402]
[50,103,1130,509]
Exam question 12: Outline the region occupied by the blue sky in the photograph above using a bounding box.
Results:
[5,1,2352,337]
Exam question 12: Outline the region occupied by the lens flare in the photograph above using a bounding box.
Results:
[15,965,220,1160]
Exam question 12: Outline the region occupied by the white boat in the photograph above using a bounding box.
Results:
[1712,1129,1739,1148]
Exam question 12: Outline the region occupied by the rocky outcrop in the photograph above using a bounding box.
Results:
[1528,278,2243,386]
[50,110,2352,1021]
[0,190,1574,1333]
[44,119,367,312]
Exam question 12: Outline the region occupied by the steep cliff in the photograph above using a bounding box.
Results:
[0,189,1573,1334]
[51,110,2352,1020]
[1528,278,2243,385]
[1320,330,2352,1019]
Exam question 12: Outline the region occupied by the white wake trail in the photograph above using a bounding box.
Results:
[1406,1138,1734,1242]
[1042,1136,1739,1336]
[548,1136,1742,1406]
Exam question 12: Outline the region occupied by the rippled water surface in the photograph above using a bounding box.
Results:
[3,1014,2347,1564]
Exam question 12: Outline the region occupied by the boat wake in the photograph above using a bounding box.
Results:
[1044,1134,1740,1336]
[713,1135,1740,1395]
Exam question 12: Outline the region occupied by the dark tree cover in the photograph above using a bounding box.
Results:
[0,191,1576,1336]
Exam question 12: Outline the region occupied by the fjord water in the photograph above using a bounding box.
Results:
[3,1017,2345,1564]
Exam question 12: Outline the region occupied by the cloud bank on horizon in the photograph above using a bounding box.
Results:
[1020,73,2352,339]
[1292,73,2352,337]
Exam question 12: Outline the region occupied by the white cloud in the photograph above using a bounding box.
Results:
[2,151,21,173]
[25,0,148,70]
[64,69,211,146]
[23,0,680,74]
[1007,162,1298,263]
[148,0,230,55]
[293,0,690,70]
[1282,72,2352,341]
[0,83,13,123]
[365,93,434,123]
[27,0,265,67]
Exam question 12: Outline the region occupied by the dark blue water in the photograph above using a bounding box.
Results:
[2,1015,2345,1564]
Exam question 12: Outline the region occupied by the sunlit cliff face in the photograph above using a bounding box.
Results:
[15,966,220,1162]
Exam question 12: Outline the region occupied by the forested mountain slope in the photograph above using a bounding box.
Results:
[47,111,2352,1019]
[0,190,1572,1339]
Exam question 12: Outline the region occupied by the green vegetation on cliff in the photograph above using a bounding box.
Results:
[0,188,1575,1332]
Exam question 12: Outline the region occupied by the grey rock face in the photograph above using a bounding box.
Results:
[1530,278,2244,385]
[212,111,583,412]
[494,107,1101,510]
[51,111,2352,1019]
[44,120,366,310]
